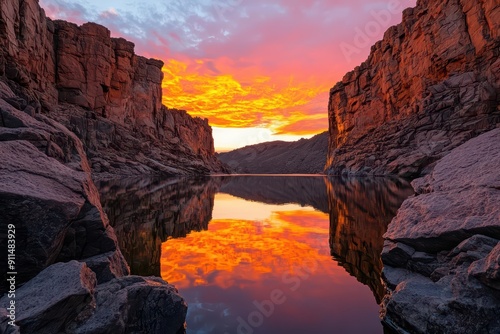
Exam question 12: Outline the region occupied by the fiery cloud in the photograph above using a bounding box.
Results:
[161,58,329,131]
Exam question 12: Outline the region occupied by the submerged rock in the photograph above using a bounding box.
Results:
[381,129,500,333]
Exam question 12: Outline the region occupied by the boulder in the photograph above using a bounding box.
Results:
[381,129,500,333]
[0,261,96,334]
[72,276,187,334]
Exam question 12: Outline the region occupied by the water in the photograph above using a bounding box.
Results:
[98,176,413,334]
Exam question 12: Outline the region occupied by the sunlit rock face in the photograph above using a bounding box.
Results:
[0,0,226,176]
[327,177,414,302]
[326,0,500,177]
[98,177,220,276]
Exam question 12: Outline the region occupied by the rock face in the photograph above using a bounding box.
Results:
[0,0,225,177]
[0,100,188,332]
[0,262,187,334]
[219,131,328,174]
[326,0,500,177]
[381,129,500,333]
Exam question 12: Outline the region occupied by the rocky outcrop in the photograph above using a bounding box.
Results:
[0,261,187,334]
[381,128,500,333]
[97,177,219,276]
[219,132,327,174]
[0,79,187,332]
[326,0,500,177]
[327,177,413,302]
[0,102,127,288]
[0,0,225,177]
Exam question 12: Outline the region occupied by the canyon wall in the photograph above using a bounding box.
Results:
[0,0,225,176]
[326,0,500,177]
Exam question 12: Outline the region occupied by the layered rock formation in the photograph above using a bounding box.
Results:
[97,177,219,276]
[0,0,226,177]
[0,102,187,333]
[327,177,413,302]
[326,0,500,177]
[219,131,328,174]
[381,129,500,333]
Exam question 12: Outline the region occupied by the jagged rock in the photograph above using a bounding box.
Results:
[325,0,500,177]
[0,261,97,334]
[385,129,500,252]
[0,105,127,288]
[381,129,500,333]
[72,276,187,334]
[381,241,415,267]
[82,250,130,284]
[469,243,500,290]
[219,132,328,174]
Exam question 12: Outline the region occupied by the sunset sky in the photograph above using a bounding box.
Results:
[40,0,416,151]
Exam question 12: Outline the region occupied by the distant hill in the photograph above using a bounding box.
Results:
[218,131,328,174]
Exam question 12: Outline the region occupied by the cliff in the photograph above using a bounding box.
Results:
[0,101,187,333]
[219,131,328,174]
[0,0,226,176]
[325,0,500,177]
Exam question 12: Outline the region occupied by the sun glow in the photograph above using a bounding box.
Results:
[161,58,330,149]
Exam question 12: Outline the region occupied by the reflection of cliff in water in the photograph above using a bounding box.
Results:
[219,175,329,213]
[327,177,414,303]
[98,175,413,304]
[97,177,219,276]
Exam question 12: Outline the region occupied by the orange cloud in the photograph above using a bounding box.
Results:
[161,58,331,135]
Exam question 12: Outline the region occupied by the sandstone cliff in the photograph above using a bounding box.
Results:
[219,131,328,174]
[0,0,226,176]
[326,0,500,177]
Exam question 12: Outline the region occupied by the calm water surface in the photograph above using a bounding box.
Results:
[98,176,413,334]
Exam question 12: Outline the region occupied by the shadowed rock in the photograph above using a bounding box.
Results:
[381,129,500,334]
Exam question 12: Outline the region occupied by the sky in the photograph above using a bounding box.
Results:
[40,0,416,151]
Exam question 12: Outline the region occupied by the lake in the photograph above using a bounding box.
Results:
[98,176,414,334]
